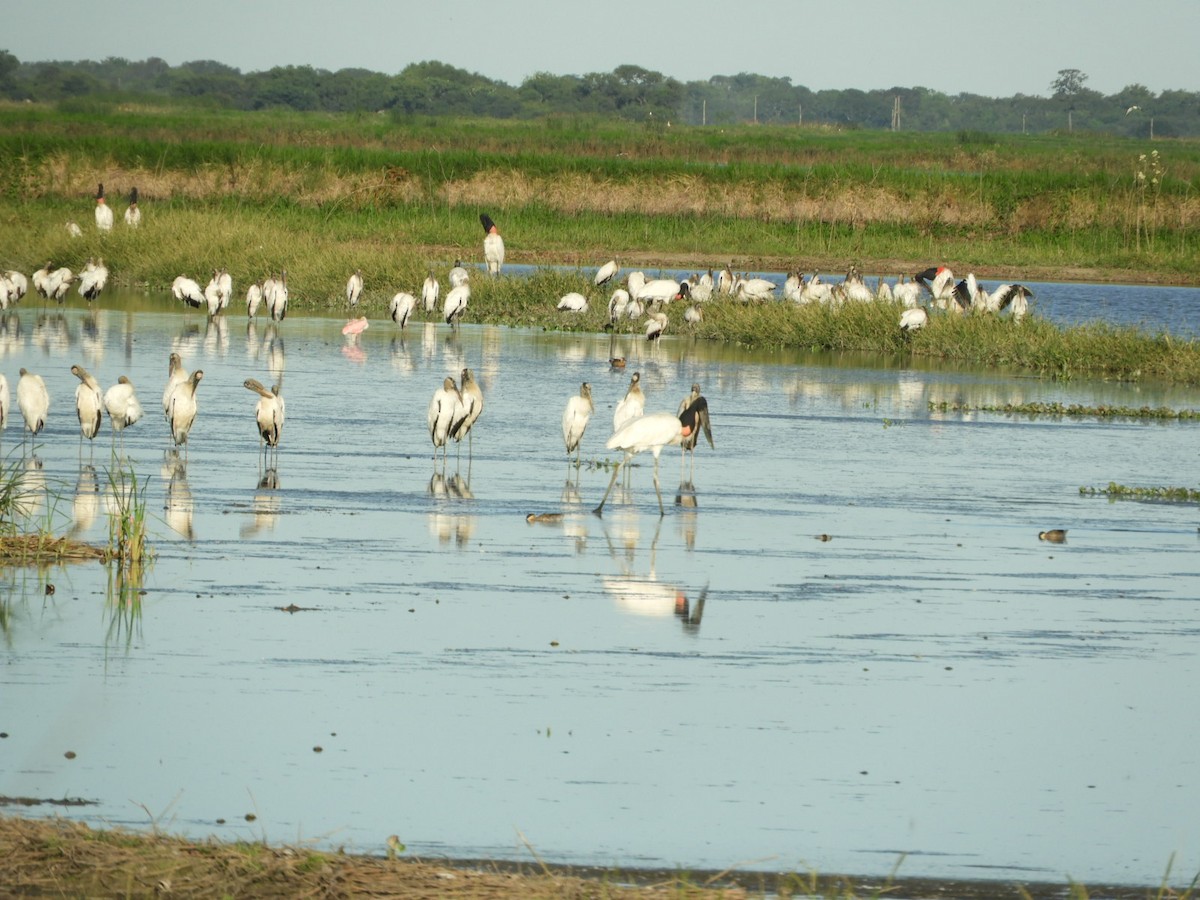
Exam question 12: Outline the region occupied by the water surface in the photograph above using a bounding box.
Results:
[1,288,1199,888]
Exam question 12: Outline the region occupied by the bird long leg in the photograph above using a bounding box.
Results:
[652,455,664,516]
[593,461,622,516]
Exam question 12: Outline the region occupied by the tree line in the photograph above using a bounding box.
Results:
[0,50,1193,137]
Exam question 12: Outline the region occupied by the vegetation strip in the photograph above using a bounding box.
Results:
[1080,483,1200,502]
[929,401,1200,419]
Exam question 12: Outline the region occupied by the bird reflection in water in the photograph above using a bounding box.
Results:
[0,311,23,357]
[428,472,476,549]
[161,450,194,540]
[241,468,281,539]
[69,464,101,538]
[601,515,706,633]
[13,456,47,520]
[674,480,699,551]
[203,313,228,357]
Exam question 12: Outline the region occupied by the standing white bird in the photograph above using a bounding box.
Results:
[594,396,711,517]
[557,292,588,312]
[172,275,205,309]
[594,259,619,286]
[346,269,364,307]
[246,281,264,318]
[452,367,484,454]
[613,371,645,433]
[104,376,144,436]
[17,368,49,444]
[637,278,680,305]
[94,183,113,232]
[389,291,416,328]
[915,266,957,308]
[70,364,103,443]
[481,214,505,276]
[4,270,28,303]
[32,261,54,297]
[427,375,464,466]
[268,270,288,321]
[123,187,141,227]
[47,267,74,302]
[421,270,440,312]
[167,370,204,449]
[162,352,188,423]
[448,260,470,288]
[244,377,284,450]
[443,283,469,326]
[606,288,630,326]
[562,382,594,466]
[77,258,108,303]
[645,311,668,341]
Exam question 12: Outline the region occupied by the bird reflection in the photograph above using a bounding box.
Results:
[240,468,281,538]
[601,515,706,633]
[69,464,101,538]
[13,456,46,520]
[0,311,21,359]
[162,450,194,540]
[428,472,476,549]
[203,313,228,357]
[389,335,415,375]
[33,312,71,355]
[674,480,698,551]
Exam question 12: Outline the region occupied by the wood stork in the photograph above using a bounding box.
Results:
[167,370,204,449]
[71,364,103,443]
[244,377,284,450]
[594,396,711,517]
[123,187,140,227]
[246,281,263,318]
[637,278,680,305]
[267,270,288,321]
[562,382,594,466]
[557,292,588,312]
[645,311,668,341]
[48,267,74,302]
[77,258,108,303]
[217,268,232,310]
[606,288,630,326]
[451,367,484,453]
[162,352,188,424]
[389,291,416,328]
[94,183,113,232]
[66,222,83,238]
[977,282,1035,318]
[481,214,505,276]
[4,270,28,303]
[899,306,930,334]
[737,276,776,302]
[104,376,144,435]
[892,274,921,308]
[677,383,714,477]
[427,375,464,466]
[17,368,50,444]
[683,304,703,328]
[346,269,364,307]
[421,270,440,312]
[172,275,205,309]
[613,371,645,433]
[717,264,734,295]
[448,259,470,288]
[443,283,469,326]
[594,259,619,286]
[33,262,53,298]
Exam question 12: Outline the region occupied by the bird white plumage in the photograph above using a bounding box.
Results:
[104,376,144,434]
[244,378,284,449]
[613,371,645,432]
[427,376,464,465]
[562,382,594,465]
[172,275,205,309]
[389,291,416,328]
[94,183,113,232]
[421,270,440,312]
[443,283,469,326]
[71,364,103,441]
[481,214,505,276]
[557,292,588,312]
[17,367,50,440]
[594,259,619,286]
[167,370,204,448]
[346,270,364,307]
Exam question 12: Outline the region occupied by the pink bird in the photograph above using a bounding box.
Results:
[342,316,370,336]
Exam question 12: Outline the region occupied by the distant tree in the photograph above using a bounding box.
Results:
[0,49,18,97]
[1051,68,1088,98]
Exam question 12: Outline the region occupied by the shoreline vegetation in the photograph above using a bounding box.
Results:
[0,815,1192,900]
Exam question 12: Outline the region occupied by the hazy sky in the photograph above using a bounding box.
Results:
[7,0,1199,99]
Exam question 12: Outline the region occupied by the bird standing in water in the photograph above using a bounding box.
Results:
[452,367,484,456]
[594,396,711,517]
[244,377,285,453]
[613,371,645,433]
[428,376,464,468]
[70,364,103,445]
[562,382,594,467]
[167,370,204,451]
[677,383,714,477]
[104,376,144,439]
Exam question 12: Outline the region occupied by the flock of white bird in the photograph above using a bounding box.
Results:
[13,189,1035,513]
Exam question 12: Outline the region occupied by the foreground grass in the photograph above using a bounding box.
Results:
[0,816,1191,900]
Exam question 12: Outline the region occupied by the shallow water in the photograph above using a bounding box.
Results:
[1,288,1199,887]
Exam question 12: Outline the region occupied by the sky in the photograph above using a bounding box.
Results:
[6,0,1199,99]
